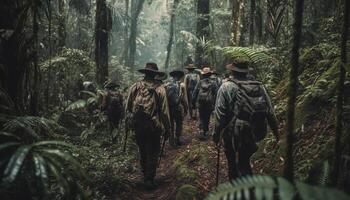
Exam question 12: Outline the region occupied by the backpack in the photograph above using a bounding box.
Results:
[197,79,215,106]
[187,73,198,92]
[231,80,269,141]
[166,81,181,108]
[102,91,123,118]
[131,82,161,132]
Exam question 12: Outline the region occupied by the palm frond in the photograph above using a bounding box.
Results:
[221,46,273,64]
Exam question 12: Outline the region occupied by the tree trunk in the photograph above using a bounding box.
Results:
[332,0,349,186]
[30,7,39,115]
[165,0,180,70]
[249,0,256,45]
[58,0,66,48]
[127,0,145,79]
[121,0,129,64]
[195,0,210,67]
[256,0,263,43]
[231,0,244,45]
[95,0,109,86]
[284,0,304,183]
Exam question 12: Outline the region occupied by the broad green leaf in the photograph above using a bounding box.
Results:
[2,145,32,184]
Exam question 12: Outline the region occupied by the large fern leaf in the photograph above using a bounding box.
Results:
[221,46,273,64]
[205,175,286,200]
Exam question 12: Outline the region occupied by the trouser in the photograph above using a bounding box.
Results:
[223,122,258,180]
[169,107,183,144]
[187,90,196,118]
[198,104,213,134]
[135,128,161,181]
[108,114,120,142]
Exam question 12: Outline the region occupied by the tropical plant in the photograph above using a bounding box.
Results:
[205,175,350,200]
[221,46,274,64]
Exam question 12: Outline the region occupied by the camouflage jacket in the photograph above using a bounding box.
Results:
[213,77,278,140]
[126,78,171,135]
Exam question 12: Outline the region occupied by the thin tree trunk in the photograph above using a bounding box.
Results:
[30,8,39,115]
[95,0,109,86]
[284,0,304,183]
[231,0,244,45]
[249,0,256,45]
[58,0,66,48]
[332,0,349,186]
[256,0,263,43]
[195,0,210,67]
[121,0,129,64]
[165,0,180,70]
[127,0,145,80]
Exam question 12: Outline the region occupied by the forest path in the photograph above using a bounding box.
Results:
[119,118,230,200]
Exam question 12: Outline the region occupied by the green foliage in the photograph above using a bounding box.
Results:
[205,175,350,200]
[0,132,88,200]
[176,184,198,200]
[174,143,214,180]
[221,46,274,64]
[40,48,95,109]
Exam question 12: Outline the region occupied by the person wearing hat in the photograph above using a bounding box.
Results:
[165,69,188,147]
[101,80,124,143]
[212,59,279,180]
[184,63,200,119]
[211,69,222,88]
[125,62,171,189]
[192,67,218,138]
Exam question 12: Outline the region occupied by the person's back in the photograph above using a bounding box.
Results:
[126,63,170,190]
[192,67,217,138]
[213,59,279,180]
[184,64,200,119]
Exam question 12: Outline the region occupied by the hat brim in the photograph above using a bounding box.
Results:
[138,68,165,76]
[185,65,197,69]
[201,71,212,75]
[169,70,185,77]
[155,74,168,81]
[226,64,249,73]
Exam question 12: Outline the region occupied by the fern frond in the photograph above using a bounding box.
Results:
[222,46,273,64]
[2,115,63,140]
[205,175,277,200]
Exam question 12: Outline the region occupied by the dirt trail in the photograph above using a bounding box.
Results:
[119,118,229,200]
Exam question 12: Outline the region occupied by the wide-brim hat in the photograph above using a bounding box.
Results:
[155,73,168,81]
[185,63,196,70]
[201,67,212,75]
[226,60,250,73]
[138,62,165,76]
[169,69,185,77]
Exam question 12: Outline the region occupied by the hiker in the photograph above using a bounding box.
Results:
[184,63,200,119]
[212,59,279,180]
[211,70,222,88]
[192,67,218,138]
[101,81,124,143]
[165,69,188,147]
[125,62,171,189]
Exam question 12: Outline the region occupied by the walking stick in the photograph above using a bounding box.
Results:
[158,136,166,168]
[216,144,221,186]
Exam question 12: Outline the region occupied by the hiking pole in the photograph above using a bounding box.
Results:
[158,136,166,168]
[216,143,221,186]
